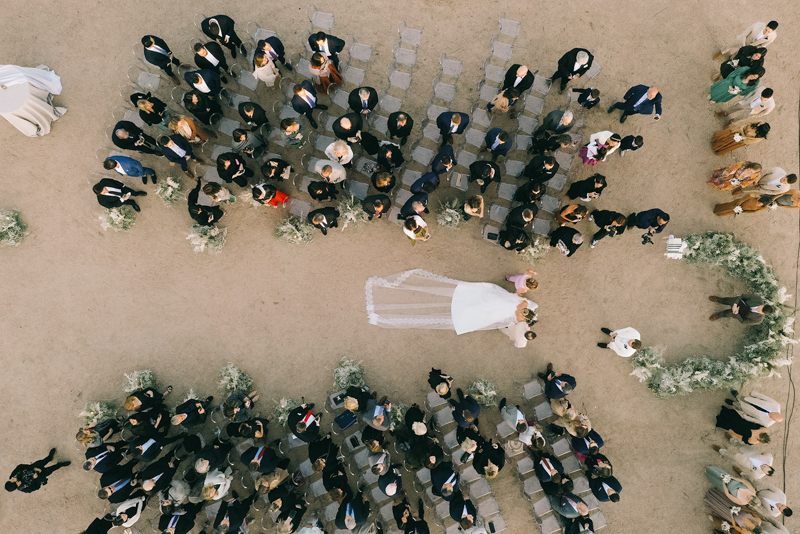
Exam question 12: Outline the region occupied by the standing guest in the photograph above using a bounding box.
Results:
[607,85,662,123]
[506,269,538,296]
[736,168,796,195]
[238,102,269,132]
[708,161,762,191]
[308,181,338,202]
[713,192,771,216]
[130,92,170,130]
[314,159,347,186]
[578,142,607,166]
[589,210,627,248]
[514,181,546,205]
[348,86,378,116]
[712,120,770,155]
[597,327,641,357]
[757,486,792,518]
[449,492,477,529]
[498,226,530,251]
[388,111,414,146]
[714,21,779,61]
[482,128,513,161]
[325,139,354,168]
[502,319,536,348]
[716,405,770,445]
[469,160,500,193]
[530,131,572,156]
[501,64,534,118]
[185,69,222,96]
[188,180,223,225]
[231,129,264,159]
[309,433,339,473]
[252,52,280,88]
[254,37,293,73]
[399,193,429,220]
[462,195,485,220]
[410,172,440,194]
[436,111,470,146]
[432,145,456,175]
[332,113,363,144]
[110,496,146,528]
[139,456,180,494]
[83,443,124,473]
[587,131,621,159]
[335,489,371,531]
[169,115,211,145]
[308,31,345,69]
[450,388,480,428]
[539,363,576,399]
[618,135,644,156]
[97,463,140,503]
[718,87,775,122]
[184,90,221,125]
[193,42,230,83]
[590,476,622,503]
[280,118,306,148]
[377,144,405,172]
[714,46,767,82]
[287,403,322,443]
[104,155,157,185]
[555,204,588,226]
[141,35,182,85]
[524,154,559,183]
[708,294,773,324]
[362,194,391,220]
[712,443,774,480]
[5,448,70,493]
[404,216,430,243]
[731,391,784,427]
[550,493,590,519]
[171,397,213,429]
[709,66,764,104]
[159,135,196,177]
[371,171,396,193]
[261,158,292,181]
[124,385,170,412]
[112,121,160,155]
[627,209,670,244]
[157,502,204,534]
[571,87,601,109]
[550,48,593,93]
[506,204,538,230]
[309,52,342,95]
[292,81,327,129]
[705,466,758,506]
[92,178,147,212]
[487,87,520,116]
[429,368,454,399]
[201,15,246,58]
[308,207,340,235]
[214,492,258,533]
[535,109,574,136]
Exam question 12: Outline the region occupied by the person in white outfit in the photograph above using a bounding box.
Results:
[501,317,536,348]
[761,518,790,534]
[314,159,347,184]
[737,168,797,195]
[715,21,779,61]
[588,131,622,160]
[113,496,146,527]
[757,486,792,518]
[596,327,641,357]
[202,467,233,501]
[731,391,783,427]
[719,86,775,121]
[713,444,774,480]
[253,52,280,87]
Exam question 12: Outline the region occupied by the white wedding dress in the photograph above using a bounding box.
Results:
[365,270,536,335]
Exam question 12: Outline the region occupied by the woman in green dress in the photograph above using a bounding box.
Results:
[709,66,764,104]
[705,465,758,505]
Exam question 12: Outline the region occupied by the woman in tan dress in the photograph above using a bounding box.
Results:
[711,120,770,155]
[708,161,762,191]
[309,52,342,95]
[713,193,770,216]
[169,115,211,144]
[487,88,520,116]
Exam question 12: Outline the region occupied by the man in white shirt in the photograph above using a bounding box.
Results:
[597,327,641,357]
[737,167,797,195]
[713,443,774,480]
[314,159,347,185]
[757,486,792,518]
[715,21,779,61]
[719,87,775,121]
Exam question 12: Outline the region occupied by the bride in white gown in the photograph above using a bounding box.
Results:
[365,269,537,335]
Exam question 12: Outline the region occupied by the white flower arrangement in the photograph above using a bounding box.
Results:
[733,206,743,215]
[0,209,28,246]
[100,205,136,232]
[631,232,796,397]
[333,357,367,391]
[389,402,408,432]
[467,379,498,407]
[516,235,549,264]
[274,215,314,244]
[219,364,254,395]
[436,198,463,229]
[184,389,200,402]
[187,224,227,253]
[123,370,158,394]
[720,521,731,532]
[721,474,732,484]
[337,194,370,231]
[79,401,117,425]
[274,397,300,426]
[155,177,184,205]
[730,506,741,515]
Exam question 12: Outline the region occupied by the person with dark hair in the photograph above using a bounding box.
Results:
[183,89,221,125]
[757,486,792,518]
[550,493,590,519]
[713,443,775,480]
[715,21,779,61]
[201,15,246,58]
[159,135,195,176]
[627,209,670,244]
[607,85,662,123]
[712,120,770,156]
[83,443,124,473]
[287,402,322,443]
[579,143,608,166]
[584,452,613,479]
[487,87,520,116]
[104,155,156,185]
[589,210,626,248]
[377,144,404,172]
[188,179,223,225]
[97,463,140,503]
[715,45,767,82]
[716,405,771,445]
[570,87,601,109]
[482,128,513,161]
[171,397,214,429]
[564,516,594,534]
[309,51,342,94]
[127,434,183,464]
[158,501,204,534]
[506,203,538,230]
[261,158,292,181]
[214,491,259,533]
[125,407,169,439]
[597,327,641,356]
[571,429,604,456]
[550,48,593,92]
[216,153,253,187]
[308,181,338,202]
[308,31,345,68]
[709,294,774,324]
[450,388,480,428]
[308,207,340,235]
[238,101,269,132]
[436,111,470,146]
[388,111,414,146]
[5,448,70,493]
[590,476,622,503]
[193,42,230,83]
[112,120,160,155]
[587,131,621,160]
[449,491,477,529]
[619,135,644,156]
[514,181,546,205]
[530,131,573,155]
[463,195,485,220]
[231,128,264,159]
[468,160,499,193]
[498,226,530,251]
[92,178,147,212]
[254,36,292,72]
[533,451,564,483]
[241,443,289,475]
[555,204,588,226]
[141,35,182,84]
[710,66,764,104]
[524,154,559,183]
[539,363,576,399]
[292,80,327,129]
[184,69,222,96]
[432,144,456,175]
[362,194,390,219]
[431,461,459,500]
[410,172,439,194]
[719,86,775,122]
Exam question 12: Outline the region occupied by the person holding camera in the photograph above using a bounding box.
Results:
[627,209,670,245]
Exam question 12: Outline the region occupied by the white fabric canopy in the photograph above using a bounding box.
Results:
[0,64,66,136]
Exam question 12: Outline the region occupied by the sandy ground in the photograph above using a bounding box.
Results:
[1,0,799,532]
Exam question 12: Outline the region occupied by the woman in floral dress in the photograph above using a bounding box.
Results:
[708,161,762,191]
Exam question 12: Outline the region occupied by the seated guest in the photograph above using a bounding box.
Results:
[184,90,222,125]
[524,155,559,184]
[104,155,156,185]
[130,92,170,130]
[498,226,531,251]
[112,121,160,156]
[158,502,204,534]
[349,86,378,115]
[124,386,170,412]
[242,444,289,474]
[261,158,292,181]
[377,144,404,171]
[363,397,392,431]
[393,497,413,529]
[539,363,576,399]
[185,69,222,96]
[171,397,213,429]
[223,391,257,422]
[159,135,195,177]
[217,152,253,187]
[362,194,391,219]
[139,456,180,495]
[584,452,613,479]
[399,193,429,220]
[448,492,477,530]
[126,408,169,438]
[343,386,372,413]
[567,173,606,201]
[550,226,583,257]
[314,159,347,185]
[84,443,124,473]
[188,179,224,225]
[533,451,565,483]
[92,178,147,212]
[483,128,513,161]
[432,145,456,174]
[199,467,233,501]
[193,42,230,82]
[431,461,459,501]
[98,463,141,504]
[128,434,183,463]
[309,433,339,472]
[322,462,350,497]
[506,203,538,229]
[450,388,480,428]
[428,368,454,399]
[709,294,773,324]
[287,403,322,443]
[378,465,403,497]
[514,181,546,204]
[309,181,339,202]
[388,111,414,145]
[252,183,289,207]
[308,207,340,235]
[556,204,588,226]
[404,403,428,437]
[335,489,371,531]
[543,475,575,497]
[371,171,396,193]
[214,492,258,533]
[238,102,269,132]
[231,128,264,159]
[332,113,363,144]
[410,172,439,194]
[473,439,505,478]
[590,475,622,503]
[549,493,590,519]
[469,160,500,194]
[571,429,604,456]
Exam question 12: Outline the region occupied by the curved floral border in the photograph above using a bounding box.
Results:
[631,232,796,397]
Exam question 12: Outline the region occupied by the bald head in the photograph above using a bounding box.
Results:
[516,65,528,77]
[341,118,352,129]
[647,87,659,99]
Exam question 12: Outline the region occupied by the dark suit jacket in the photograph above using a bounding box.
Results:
[185,69,221,95]
[430,462,459,500]
[201,15,237,42]
[591,210,627,237]
[217,153,248,183]
[549,226,581,257]
[260,36,286,62]
[348,87,378,114]
[468,160,500,185]
[363,194,391,216]
[238,102,268,127]
[514,180,545,204]
[474,441,505,475]
[622,84,662,115]
[162,135,193,170]
[431,145,455,175]
[291,80,318,114]
[308,207,340,232]
[309,435,339,465]
[332,113,363,141]
[449,493,477,522]
[549,493,587,519]
[590,475,622,502]
[556,48,594,77]
[111,120,146,151]
[99,463,135,489]
[410,172,439,194]
[537,110,574,135]
[572,430,604,455]
[142,36,173,68]
[85,444,124,473]
[184,90,220,124]
[453,395,480,427]
[545,373,576,399]
[240,446,280,474]
[533,453,564,482]
[139,457,177,494]
[436,112,470,135]
[308,34,345,57]
[378,468,402,495]
[335,493,370,529]
[506,203,538,229]
[158,504,202,534]
[188,180,223,226]
[287,405,321,442]
[94,178,136,208]
[388,112,414,138]
[485,128,512,156]
[524,155,560,183]
[731,294,767,324]
[194,42,229,72]
[377,144,404,170]
[400,193,428,219]
[502,64,534,92]
[214,497,254,531]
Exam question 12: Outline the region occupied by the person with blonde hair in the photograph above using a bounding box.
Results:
[428,368,454,399]
[130,92,170,130]
[168,115,211,144]
[76,419,120,447]
[201,467,233,501]
[123,385,172,412]
[325,139,354,167]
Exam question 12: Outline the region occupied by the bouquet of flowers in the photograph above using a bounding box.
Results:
[389,402,408,432]
[219,364,254,395]
[333,358,367,391]
[187,224,227,253]
[0,209,28,246]
[123,370,158,394]
[79,401,117,425]
[275,216,314,244]
[100,206,136,232]
[274,397,301,426]
[436,198,463,229]
[338,195,370,231]
[155,177,184,205]
[517,235,549,264]
[467,379,498,407]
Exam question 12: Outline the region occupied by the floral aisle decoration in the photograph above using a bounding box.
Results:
[79,401,117,425]
[275,216,314,244]
[338,195,370,231]
[274,398,301,426]
[516,235,549,264]
[187,224,227,253]
[333,358,366,391]
[155,177,184,205]
[123,370,158,394]
[467,379,498,407]
[100,205,136,232]
[437,198,463,229]
[630,232,796,397]
[389,402,408,432]
[219,364,254,395]
[0,209,28,246]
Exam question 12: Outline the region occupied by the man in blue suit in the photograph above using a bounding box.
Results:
[483,128,513,161]
[103,155,157,184]
[185,69,222,96]
[292,81,328,129]
[436,111,470,147]
[255,36,293,72]
[410,172,439,194]
[159,135,195,176]
[533,452,564,483]
[589,475,622,503]
[549,493,590,519]
[450,388,480,428]
[431,145,456,174]
[539,363,576,399]
[399,193,428,220]
[607,85,662,123]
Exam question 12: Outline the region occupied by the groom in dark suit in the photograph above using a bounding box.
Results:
[255,36,293,71]
[92,178,147,211]
[308,32,345,68]
[193,42,230,83]
[607,85,662,123]
[308,207,340,235]
[292,81,328,129]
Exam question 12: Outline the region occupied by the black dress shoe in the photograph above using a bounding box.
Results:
[142,175,147,184]
[619,113,628,124]
[283,63,294,71]
[309,118,318,129]
[601,328,612,335]
[730,389,739,397]
[240,44,247,55]
[725,399,734,406]
[220,75,228,84]
[400,137,407,146]
[150,174,157,184]
[498,398,507,411]
[130,202,141,212]
[597,343,608,348]
[134,191,147,196]
[607,106,615,114]
[231,47,237,59]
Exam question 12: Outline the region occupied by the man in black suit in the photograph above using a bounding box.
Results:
[332,113,363,144]
[535,110,574,136]
[449,492,477,529]
[292,81,328,129]
[551,48,594,92]
[83,444,124,473]
[506,203,538,229]
[193,42,230,83]
[550,226,583,257]
[185,69,221,96]
[5,448,70,493]
[141,35,182,85]
[287,403,322,443]
[93,178,147,212]
[217,153,253,187]
[348,87,378,116]
[388,111,414,146]
[399,193,428,220]
[241,444,289,474]
[308,31,345,69]
[139,456,180,495]
[201,15,246,58]
[188,179,223,226]
[159,135,195,176]
[98,463,140,503]
[502,64,535,118]
[431,461,459,501]
[468,160,500,194]
[255,37,293,72]
[436,111,470,146]
[308,207,340,235]
[112,120,160,155]
[335,490,371,531]
[214,492,258,533]
[158,502,204,534]
[362,194,391,220]
[238,102,269,132]
[524,155,559,183]
[183,89,221,125]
